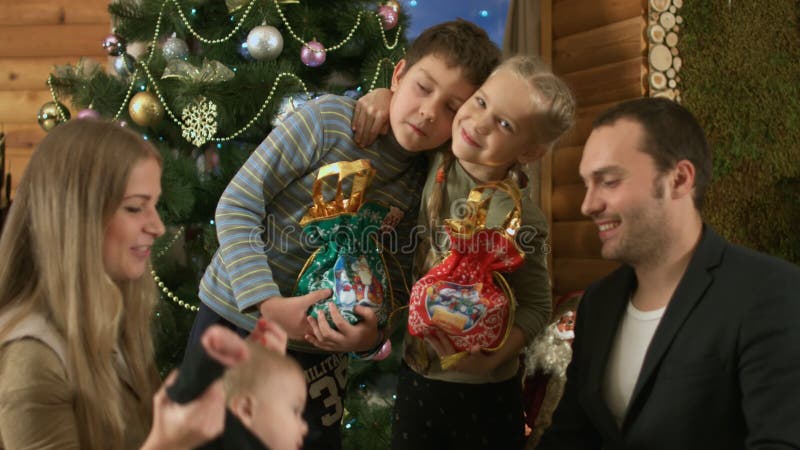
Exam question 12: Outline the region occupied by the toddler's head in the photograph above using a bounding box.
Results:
[224,343,308,450]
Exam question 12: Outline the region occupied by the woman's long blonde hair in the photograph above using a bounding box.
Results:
[0,119,162,449]
[417,55,576,275]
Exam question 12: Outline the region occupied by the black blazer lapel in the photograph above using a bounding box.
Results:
[623,227,725,427]
[584,266,636,439]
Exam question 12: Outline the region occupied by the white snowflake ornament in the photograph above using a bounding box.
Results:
[181,96,218,147]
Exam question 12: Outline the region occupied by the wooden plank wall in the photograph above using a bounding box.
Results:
[0,0,109,197]
[543,0,648,295]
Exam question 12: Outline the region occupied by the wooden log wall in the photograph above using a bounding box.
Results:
[0,0,109,198]
[542,0,649,295]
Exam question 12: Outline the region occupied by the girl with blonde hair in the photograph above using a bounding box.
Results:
[350,54,576,449]
[0,119,230,449]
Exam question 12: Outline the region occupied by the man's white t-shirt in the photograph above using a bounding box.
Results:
[602,301,666,427]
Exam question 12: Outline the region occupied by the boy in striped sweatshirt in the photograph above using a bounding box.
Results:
[185,20,500,450]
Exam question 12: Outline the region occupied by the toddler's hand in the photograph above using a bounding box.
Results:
[200,325,250,368]
[249,317,288,354]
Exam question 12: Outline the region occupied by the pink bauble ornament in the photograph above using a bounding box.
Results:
[77,108,101,120]
[371,339,392,361]
[102,33,126,56]
[300,40,326,67]
[378,5,399,30]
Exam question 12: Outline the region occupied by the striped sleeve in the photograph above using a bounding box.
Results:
[214,101,324,311]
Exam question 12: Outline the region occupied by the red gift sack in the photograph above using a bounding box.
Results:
[408,180,525,368]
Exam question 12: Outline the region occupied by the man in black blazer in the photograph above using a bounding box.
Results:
[538,98,800,449]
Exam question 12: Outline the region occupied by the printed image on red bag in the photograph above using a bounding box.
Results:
[408,180,525,366]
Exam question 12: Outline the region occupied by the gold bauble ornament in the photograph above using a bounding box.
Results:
[37,101,70,132]
[128,91,164,127]
[385,0,400,12]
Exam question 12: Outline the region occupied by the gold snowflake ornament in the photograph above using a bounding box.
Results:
[181,96,218,147]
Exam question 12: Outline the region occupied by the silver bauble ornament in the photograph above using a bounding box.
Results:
[162,33,189,60]
[113,53,136,77]
[246,25,283,60]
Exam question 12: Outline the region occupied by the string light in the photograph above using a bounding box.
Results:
[46,77,70,122]
[152,269,200,312]
[113,70,140,120]
[212,72,310,142]
[170,0,258,44]
[274,0,363,52]
[367,57,399,92]
[376,15,402,50]
[154,226,185,260]
[138,62,309,141]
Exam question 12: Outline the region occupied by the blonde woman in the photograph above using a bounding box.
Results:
[0,119,228,450]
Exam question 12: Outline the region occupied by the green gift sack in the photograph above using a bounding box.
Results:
[294,160,396,329]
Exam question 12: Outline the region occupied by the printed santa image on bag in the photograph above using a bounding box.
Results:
[294,159,398,329]
[408,180,525,367]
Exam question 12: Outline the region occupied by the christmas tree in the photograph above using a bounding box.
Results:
[42,1,408,447]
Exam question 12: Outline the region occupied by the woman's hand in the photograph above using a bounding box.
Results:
[142,371,226,450]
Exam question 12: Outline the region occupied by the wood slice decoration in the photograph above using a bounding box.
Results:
[660,11,677,30]
[666,32,679,47]
[649,24,666,43]
[651,0,670,12]
[649,0,682,101]
[650,72,668,90]
[654,89,676,100]
[650,44,673,71]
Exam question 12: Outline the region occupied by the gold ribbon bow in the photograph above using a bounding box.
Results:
[161,59,235,83]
